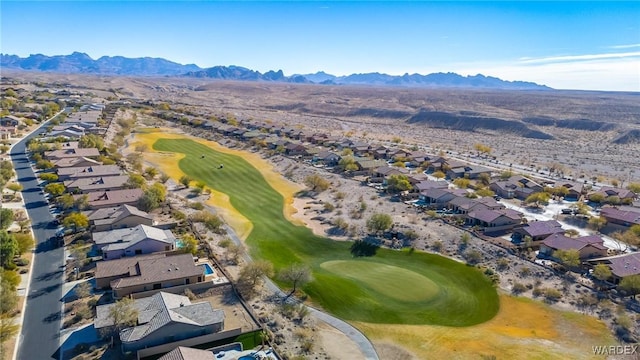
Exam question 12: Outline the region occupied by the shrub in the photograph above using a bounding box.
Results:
[511,282,527,295]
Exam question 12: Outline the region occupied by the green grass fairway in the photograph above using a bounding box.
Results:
[154,138,499,326]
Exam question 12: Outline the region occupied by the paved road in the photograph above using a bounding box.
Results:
[11,118,66,360]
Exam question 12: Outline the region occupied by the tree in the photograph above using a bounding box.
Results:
[474,143,491,156]
[338,157,358,172]
[78,134,104,151]
[592,264,612,283]
[619,275,640,298]
[159,173,170,184]
[386,174,412,193]
[0,231,17,268]
[304,174,330,192]
[57,193,75,210]
[627,183,640,195]
[555,249,581,268]
[0,276,18,314]
[179,175,192,188]
[477,173,491,186]
[75,281,92,299]
[279,264,312,299]
[38,173,59,182]
[6,183,22,199]
[524,192,551,207]
[13,233,34,255]
[63,212,89,231]
[44,183,65,196]
[35,159,53,170]
[453,178,470,189]
[588,216,607,231]
[237,261,274,299]
[143,167,158,180]
[109,297,139,333]
[366,213,393,235]
[74,194,89,210]
[432,171,446,179]
[148,182,167,202]
[475,187,495,197]
[0,208,13,230]
[126,174,146,189]
[588,193,605,204]
[181,234,199,255]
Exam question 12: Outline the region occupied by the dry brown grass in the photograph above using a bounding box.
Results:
[356,294,616,360]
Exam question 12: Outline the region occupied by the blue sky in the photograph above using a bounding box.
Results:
[2,1,639,91]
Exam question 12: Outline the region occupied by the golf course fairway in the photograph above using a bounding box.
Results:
[152,137,499,326]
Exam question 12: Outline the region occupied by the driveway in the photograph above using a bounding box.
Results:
[10,117,66,360]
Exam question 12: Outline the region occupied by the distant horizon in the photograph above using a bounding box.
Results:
[2,1,638,91]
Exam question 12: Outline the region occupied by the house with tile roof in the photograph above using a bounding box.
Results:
[64,175,129,194]
[540,234,608,260]
[489,176,544,200]
[86,204,154,232]
[95,292,224,352]
[56,165,122,181]
[76,188,143,209]
[95,254,204,298]
[588,253,640,284]
[44,147,100,160]
[93,224,176,260]
[52,156,101,168]
[600,206,640,227]
[511,220,565,244]
[466,208,523,233]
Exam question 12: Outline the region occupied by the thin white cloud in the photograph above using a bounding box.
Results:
[519,51,640,64]
[450,57,640,91]
[609,44,640,49]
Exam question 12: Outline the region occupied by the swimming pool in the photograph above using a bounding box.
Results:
[200,263,215,275]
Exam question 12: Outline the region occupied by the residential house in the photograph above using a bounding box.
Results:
[414,180,449,193]
[588,253,640,284]
[0,126,17,140]
[589,187,636,203]
[600,206,640,227]
[86,204,154,232]
[420,188,466,209]
[539,234,608,260]
[64,175,129,194]
[93,224,176,260]
[78,188,143,209]
[466,208,523,233]
[511,220,565,244]
[352,158,387,175]
[490,176,544,200]
[350,142,371,157]
[446,165,492,180]
[313,151,340,166]
[95,254,205,298]
[554,181,584,201]
[284,143,307,156]
[52,156,101,168]
[95,292,224,352]
[0,115,21,127]
[44,147,100,160]
[370,166,408,183]
[57,165,122,181]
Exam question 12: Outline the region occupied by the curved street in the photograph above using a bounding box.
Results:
[10,113,67,360]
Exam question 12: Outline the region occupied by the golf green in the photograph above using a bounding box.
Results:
[153,138,499,326]
[321,260,440,302]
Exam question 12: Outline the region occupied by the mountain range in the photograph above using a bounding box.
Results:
[0,52,551,90]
